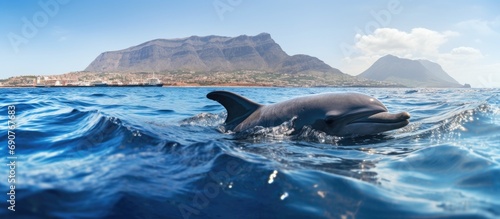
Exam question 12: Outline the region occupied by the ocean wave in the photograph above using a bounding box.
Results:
[398,97,499,144]
[180,112,226,128]
[1,87,499,218]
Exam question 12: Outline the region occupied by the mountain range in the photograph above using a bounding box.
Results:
[359,55,464,88]
[85,33,344,76]
[84,33,465,88]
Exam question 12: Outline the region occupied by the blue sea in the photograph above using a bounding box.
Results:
[0,87,499,219]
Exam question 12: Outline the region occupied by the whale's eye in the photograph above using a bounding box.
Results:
[325,119,334,125]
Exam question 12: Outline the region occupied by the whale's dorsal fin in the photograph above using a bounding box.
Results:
[207,91,262,129]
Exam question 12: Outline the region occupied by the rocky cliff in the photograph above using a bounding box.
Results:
[85,33,344,76]
[359,55,463,88]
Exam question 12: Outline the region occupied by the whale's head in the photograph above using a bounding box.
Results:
[306,93,410,137]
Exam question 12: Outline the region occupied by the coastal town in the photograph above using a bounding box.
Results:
[0,71,399,88]
[0,72,164,87]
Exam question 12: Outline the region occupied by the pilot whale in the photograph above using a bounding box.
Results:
[207,91,410,137]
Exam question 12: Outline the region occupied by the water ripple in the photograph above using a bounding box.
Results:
[0,87,498,218]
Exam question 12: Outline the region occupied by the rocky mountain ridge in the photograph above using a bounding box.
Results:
[85,33,344,76]
[359,55,465,88]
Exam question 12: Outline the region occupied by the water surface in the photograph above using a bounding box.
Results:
[0,87,499,219]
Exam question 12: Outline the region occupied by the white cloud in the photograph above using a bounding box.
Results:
[446,47,483,59]
[353,28,459,59]
[339,27,499,87]
[455,18,500,36]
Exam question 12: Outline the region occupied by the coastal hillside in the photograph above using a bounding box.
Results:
[85,33,344,76]
[358,55,464,88]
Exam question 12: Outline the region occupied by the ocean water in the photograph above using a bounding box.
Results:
[0,87,499,219]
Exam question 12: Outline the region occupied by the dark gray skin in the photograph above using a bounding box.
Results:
[207,91,410,137]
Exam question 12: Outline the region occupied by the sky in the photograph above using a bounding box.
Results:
[1,0,499,87]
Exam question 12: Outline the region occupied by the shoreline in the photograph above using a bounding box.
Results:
[0,83,409,89]
[0,85,478,89]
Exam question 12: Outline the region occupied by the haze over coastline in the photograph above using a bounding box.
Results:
[1,1,499,87]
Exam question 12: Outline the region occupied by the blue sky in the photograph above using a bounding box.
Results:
[1,0,499,87]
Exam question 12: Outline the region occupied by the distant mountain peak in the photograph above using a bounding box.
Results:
[382,54,398,58]
[84,33,344,75]
[359,54,463,88]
